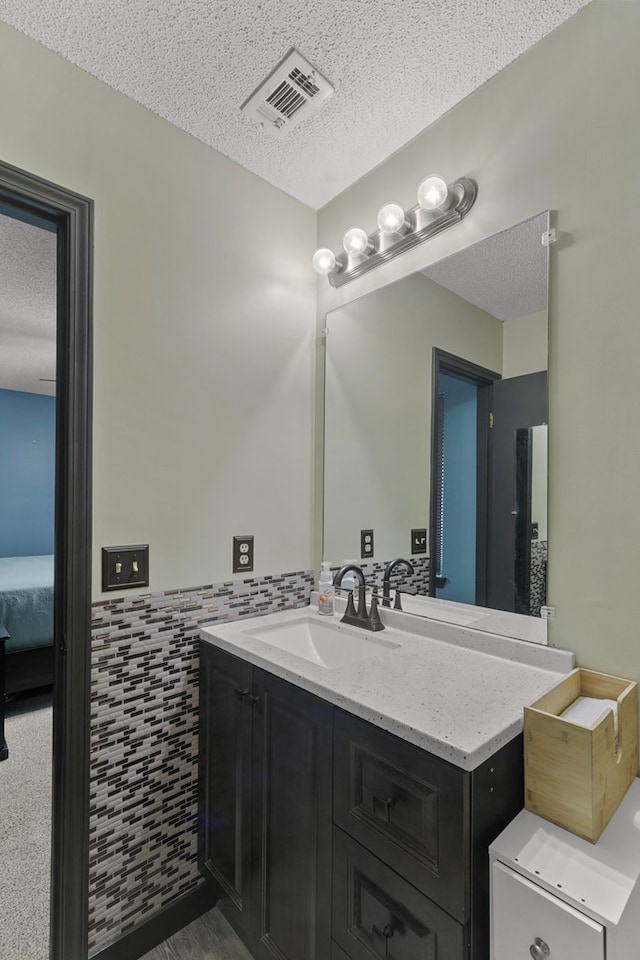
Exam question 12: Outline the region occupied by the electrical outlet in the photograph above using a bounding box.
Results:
[102,544,149,591]
[360,529,374,560]
[233,535,254,573]
[411,528,427,554]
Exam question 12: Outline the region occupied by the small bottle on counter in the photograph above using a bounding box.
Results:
[318,561,335,615]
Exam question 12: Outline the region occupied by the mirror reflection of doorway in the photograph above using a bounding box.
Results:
[435,372,479,603]
[430,350,548,615]
[486,371,548,614]
[430,349,498,605]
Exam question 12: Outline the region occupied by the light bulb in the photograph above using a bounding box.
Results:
[312,247,340,275]
[343,227,371,256]
[417,175,449,211]
[377,203,407,235]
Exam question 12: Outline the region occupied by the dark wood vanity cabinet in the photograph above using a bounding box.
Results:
[332,830,465,960]
[198,641,333,960]
[199,642,524,960]
[332,710,524,960]
[199,642,253,932]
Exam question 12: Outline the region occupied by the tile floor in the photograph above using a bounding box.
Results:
[140,907,254,960]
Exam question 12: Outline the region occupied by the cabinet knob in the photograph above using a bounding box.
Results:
[249,694,261,705]
[372,922,395,941]
[372,795,395,823]
[529,938,550,960]
[235,688,250,700]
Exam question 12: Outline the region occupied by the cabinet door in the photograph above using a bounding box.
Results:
[251,669,333,960]
[198,642,254,936]
[491,862,604,960]
[333,828,467,960]
[334,709,468,921]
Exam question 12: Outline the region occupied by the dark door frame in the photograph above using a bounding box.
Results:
[0,159,92,960]
[429,348,500,605]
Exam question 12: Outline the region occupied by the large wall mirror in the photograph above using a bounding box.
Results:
[323,212,549,641]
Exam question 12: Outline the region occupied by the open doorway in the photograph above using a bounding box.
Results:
[0,160,92,960]
[0,206,57,960]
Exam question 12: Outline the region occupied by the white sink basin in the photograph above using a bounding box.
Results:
[244,616,400,669]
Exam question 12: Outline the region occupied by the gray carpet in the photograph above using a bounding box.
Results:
[0,691,52,960]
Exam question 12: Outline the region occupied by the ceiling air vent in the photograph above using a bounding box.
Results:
[241,49,333,133]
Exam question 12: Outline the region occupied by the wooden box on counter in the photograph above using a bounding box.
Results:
[524,668,638,843]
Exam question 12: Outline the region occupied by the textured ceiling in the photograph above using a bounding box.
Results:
[422,212,549,321]
[0,212,57,396]
[0,0,591,208]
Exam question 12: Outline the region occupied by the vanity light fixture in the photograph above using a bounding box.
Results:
[377,203,409,236]
[416,174,449,211]
[312,174,477,287]
[342,226,374,256]
[311,247,343,276]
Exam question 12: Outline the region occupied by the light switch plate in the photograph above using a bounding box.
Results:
[102,544,149,591]
[411,528,428,554]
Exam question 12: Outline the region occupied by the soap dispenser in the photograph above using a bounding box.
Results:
[318,562,335,616]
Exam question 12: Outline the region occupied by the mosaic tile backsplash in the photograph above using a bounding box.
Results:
[89,569,313,955]
[530,540,548,618]
[332,556,430,597]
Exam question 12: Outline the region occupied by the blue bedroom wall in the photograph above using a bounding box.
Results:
[0,388,56,558]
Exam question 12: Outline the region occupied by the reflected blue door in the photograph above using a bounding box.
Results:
[437,372,477,604]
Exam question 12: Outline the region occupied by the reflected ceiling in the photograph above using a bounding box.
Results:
[422,212,549,321]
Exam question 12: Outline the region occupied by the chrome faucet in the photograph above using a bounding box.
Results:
[333,564,384,632]
[382,558,415,609]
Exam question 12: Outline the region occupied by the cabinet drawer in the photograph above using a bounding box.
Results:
[491,861,604,960]
[333,828,466,960]
[334,709,468,920]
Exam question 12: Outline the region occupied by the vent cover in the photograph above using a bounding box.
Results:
[241,49,333,133]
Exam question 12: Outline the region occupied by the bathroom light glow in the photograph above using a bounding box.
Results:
[377,203,408,235]
[313,175,477,287]
[417,175,449,211]
[312,247,341,275]
[343,227,372,256]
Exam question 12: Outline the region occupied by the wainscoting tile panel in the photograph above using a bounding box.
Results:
[530,540,547,618]
[331,556,430,596]
[88,570,313,955]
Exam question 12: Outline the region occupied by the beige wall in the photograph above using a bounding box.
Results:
[502,310,548,380]
[0,20,317,600]
[317,1,640,699]
[3,2,638,689]
[324,272,502,563]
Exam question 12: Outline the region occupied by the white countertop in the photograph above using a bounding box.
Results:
[395,592,548,645]
[200,603,574,771]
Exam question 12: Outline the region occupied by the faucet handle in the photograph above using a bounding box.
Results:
[393,590,403,611]
[343,589,358,620]
[367,589,385,632]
